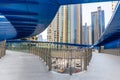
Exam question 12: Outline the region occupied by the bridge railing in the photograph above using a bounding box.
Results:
[6,40,92,75]
[103,49,120,56]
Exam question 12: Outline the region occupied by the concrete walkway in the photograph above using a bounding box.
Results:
[0,50,120,80]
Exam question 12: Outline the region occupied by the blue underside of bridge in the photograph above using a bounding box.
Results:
[0,0,119,49]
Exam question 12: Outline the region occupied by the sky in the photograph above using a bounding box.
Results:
[40,2,115,40]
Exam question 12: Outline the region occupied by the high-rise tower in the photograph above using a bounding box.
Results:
[62,6,68,43]
[70,4,82,44]
[91,7,105,44]
[76,4,82,44]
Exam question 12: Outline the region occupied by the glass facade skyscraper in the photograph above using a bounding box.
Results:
[67,6,71,43]
[82,23,92,45]
[71,4,82,44]
[71,5,77,43]
[62,6,68,43]
[91,7,105,44]
[76,4,82,44]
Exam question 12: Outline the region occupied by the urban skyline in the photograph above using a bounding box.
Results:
[47,5,105,45]
[39,2,117,42]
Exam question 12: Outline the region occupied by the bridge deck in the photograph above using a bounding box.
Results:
[0,50,120,80]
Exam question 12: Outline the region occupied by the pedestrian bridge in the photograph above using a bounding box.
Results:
[0,0,119,79]
[0,36,119,79]
[0,50,120,80]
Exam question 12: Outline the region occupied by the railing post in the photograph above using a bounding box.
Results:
[48,48,52,71]
[86,48,88,69]
[3,40,6,56]
[70,49,72,75]
[0,48,1,58]
[0,41,6,58]
[29,41,31,53]
[84,48,87,70]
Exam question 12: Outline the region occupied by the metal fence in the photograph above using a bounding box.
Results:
[7,40,92,75]
[103,49,120,56]
[0,41,6,58]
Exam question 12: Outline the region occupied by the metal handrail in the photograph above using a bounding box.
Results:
[6,40,92,75]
